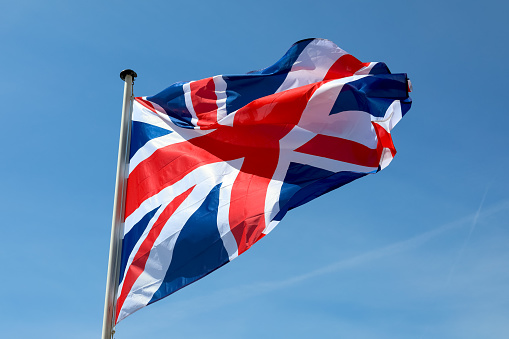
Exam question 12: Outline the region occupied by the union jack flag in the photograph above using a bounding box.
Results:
[115,38,412,323]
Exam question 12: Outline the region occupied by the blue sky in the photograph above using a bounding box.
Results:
[1,1,508,338]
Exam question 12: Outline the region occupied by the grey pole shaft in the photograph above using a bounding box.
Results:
[101,69,137,339]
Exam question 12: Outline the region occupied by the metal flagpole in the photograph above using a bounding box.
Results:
[102,69,137,339]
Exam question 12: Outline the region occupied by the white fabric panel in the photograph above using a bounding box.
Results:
[275,39,348,93]
[296,76,376,148]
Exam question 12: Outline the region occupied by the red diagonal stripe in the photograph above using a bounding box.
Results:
[372,122,396,157]
[323,54,370,81]
[190,77,218,127]
[115,185,195,323]
[295,134,380,168]
[125,142,223,219]
[229,151,279,255]
[233,82,318,127]
[135,97,157,112]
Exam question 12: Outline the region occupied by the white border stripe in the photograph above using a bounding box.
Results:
[133,99,174,131]
[183,82,199,127]
[216,160,243,260]
[118,159,244,322]
[129,134,184,175]
[354,62,377,75]
[129,100,213,174]
[214,75,228,123]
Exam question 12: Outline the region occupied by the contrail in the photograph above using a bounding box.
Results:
[446,187,489,285]
[418,189,491,339]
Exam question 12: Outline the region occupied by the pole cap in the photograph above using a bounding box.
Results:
[120,69,138,81]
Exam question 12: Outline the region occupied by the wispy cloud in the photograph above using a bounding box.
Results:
[133,199,509,324]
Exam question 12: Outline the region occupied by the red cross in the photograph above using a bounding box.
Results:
[125,78,388,255]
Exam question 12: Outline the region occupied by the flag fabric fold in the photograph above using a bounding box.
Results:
[115,38,412,323]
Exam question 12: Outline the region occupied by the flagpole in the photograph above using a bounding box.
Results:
[102,69,137,339]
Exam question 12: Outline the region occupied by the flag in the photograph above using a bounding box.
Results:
[115,38,412,323]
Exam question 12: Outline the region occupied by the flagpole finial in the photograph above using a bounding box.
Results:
[120,69,137,81]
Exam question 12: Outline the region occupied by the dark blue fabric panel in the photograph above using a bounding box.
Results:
[330,74,409,117]
[274,163,370,222]
[129,121,172,159]
[147,39,312,119]
[147,82,195,129]
[276,163,334,219]
[284,162,335,186]
[252,38,313,75]
[369,62,391,75]
[148,183,229,304]
[330,84,370,114]
[349,74,408,99]
[222,39,313,114]
[401,97,412,117]
[119,206,161,285]
[222,74,287,114]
